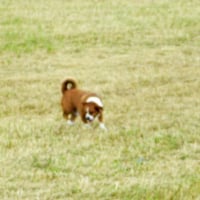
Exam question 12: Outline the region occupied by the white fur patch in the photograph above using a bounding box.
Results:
[67,120,74,125]
[86,96,103,107]
[99,123,107,131]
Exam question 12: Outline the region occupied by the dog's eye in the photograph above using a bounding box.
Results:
[90,111,94,115]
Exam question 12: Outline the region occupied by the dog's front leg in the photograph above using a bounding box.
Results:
[98,113,107,131]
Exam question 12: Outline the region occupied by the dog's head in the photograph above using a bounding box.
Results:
[83,102,103,122]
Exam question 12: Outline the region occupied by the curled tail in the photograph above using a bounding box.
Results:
[61,78,77,94]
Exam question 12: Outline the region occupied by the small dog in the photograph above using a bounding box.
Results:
[61,78,107,130]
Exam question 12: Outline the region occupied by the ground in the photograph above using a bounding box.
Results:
[0,0,200,199]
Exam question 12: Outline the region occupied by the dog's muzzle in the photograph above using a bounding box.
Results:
[85,113,94,122]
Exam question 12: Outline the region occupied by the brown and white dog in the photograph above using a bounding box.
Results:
[61,78,107,130]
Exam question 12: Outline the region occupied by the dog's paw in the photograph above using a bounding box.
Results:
[67,120,74,126]
[99,123,107,131]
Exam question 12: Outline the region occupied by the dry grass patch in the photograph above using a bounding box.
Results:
[0,0,200,199]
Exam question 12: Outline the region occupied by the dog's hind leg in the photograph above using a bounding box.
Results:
[70,112,77,123]
[63,111,69,120]
[63,111,75,125]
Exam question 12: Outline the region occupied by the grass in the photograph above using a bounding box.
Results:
[0,0,200,199]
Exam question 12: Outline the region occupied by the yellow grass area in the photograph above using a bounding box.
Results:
[0,0,200,199]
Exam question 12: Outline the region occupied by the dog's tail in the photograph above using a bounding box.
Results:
[61,78,77,94]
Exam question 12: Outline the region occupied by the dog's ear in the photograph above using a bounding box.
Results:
[95,106,103,112]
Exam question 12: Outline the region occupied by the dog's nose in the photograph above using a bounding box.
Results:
[85,113,94,121]
[86,116,93,121]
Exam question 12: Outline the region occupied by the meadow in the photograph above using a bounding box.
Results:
[0,0,200,199]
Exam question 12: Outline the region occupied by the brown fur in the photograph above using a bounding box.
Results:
[61,78,104,124]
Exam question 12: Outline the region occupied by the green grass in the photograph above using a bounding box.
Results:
[0,0,200,199]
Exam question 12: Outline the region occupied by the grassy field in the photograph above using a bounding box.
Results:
[0,0,200,199]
